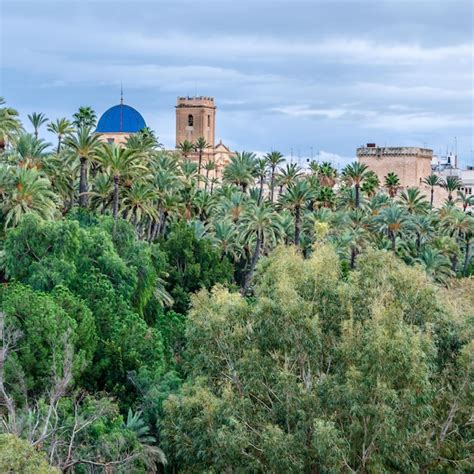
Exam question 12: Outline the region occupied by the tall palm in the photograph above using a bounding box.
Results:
[384,172,400,198]
[89,174,113,214]
[342,161,369,208]
[276,162,302,195]
[194,136,209,178]
[121,182,158,230]
[3,167,57,228]
[441,176,462,203]
[398,187,429,214]
[64,126,101,207]
[96,143,146,223]
[360,170,380,198]
[240,202,280,293]
[27,112,48,139]
[281,180,312,245]
[178,139,194,159]
[73,106,97,128]
[343,209,370,268]
[12,133,50,169]
[422,174,440,209]
[0,98,22,150]
[456,190,474,212]
[316,186,336,209]
[223,151,257,192]
[265,151,285,202]
[318,161,337,188]
[210,219,241,261]
[255,158,267,204]
[203,159,216,191]
[47,118,74,153]
[375,204,411,251]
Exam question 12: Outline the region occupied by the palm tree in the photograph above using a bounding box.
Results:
[223,151,257,192]
[456,190,474,212]
[422,174,440,209]
[96,143,146,223]
[178,139,194,159]
[47,118,74,153]
[203,159,216,191]
[73,106,97,128]
[210,219,241,262]
[64,126,101,207]
[276,162,302,195]
[342,162,369,208]
[441,175,462,202]
[12,133,50,169]
[375,204,411,251]
[121,182,158,230]
[342,209,370,268]
[194,136,209,178]
[281,180,312,245]
[240,202,280,293]
[415,247,453,283]
[384,171,400,198]
[264,151,285,202]
[316,186,336,209]
[398,187,429,214]
[255,158,267,204]
[89,174,113,214]
[318,161,337,188]
[3,167,57,228]
[27,112,48,139]
[0,98,22,150]
[360,171,380,198]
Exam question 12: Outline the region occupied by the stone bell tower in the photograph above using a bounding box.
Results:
[175,96,216,147]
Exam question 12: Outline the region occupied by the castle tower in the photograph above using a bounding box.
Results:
[175,96,216,147]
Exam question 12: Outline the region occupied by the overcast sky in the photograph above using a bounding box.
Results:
[1,0,473,167]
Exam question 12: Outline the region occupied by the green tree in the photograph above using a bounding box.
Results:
[47,117,74,153]
[72,106,97,128]
[441,175,462,202]
[384,171,400,198]
[223,151,257,192]
[342,161,369,208]
[27,112,48,139]
[194,136,209,179]
[281,180,312,245]
[423,174,440,208]
[64,126,101,207]
[265,150,285,202]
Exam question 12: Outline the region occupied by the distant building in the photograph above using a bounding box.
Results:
[96,96,146,145]
[175,96,234,178]
[357,144,433,188]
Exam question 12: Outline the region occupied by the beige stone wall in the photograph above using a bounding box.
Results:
[96,132,130,145]
[175,96,216,147]
[358,146,433,189]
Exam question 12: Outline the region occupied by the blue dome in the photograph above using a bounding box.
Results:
[96,103,146,133]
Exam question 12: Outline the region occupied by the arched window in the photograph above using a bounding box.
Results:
[207,115,211,127]
[188,114,194,126]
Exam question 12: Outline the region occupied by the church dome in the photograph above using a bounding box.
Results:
[96,103,146,133]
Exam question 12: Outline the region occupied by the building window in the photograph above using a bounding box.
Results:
[107,138,115,144]
[188,114,194,126]
[207,115,210,127]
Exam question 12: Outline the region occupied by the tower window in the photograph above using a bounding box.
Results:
[107,138,115,144]
[207,115,210,127]
[188,114,194,126]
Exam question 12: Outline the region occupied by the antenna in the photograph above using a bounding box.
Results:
[120,84,124,105]
[454,136,457,168]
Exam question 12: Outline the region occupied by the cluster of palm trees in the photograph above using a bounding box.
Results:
[0,97,473,288]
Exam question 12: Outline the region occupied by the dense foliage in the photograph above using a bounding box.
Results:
[0,98,473,472]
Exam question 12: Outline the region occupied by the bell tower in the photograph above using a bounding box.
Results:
[175,96,216,147]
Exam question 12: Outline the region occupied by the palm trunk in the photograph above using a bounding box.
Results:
[79,156,88,207]
[241,233,262,294]
[463,239,471,276]
[294,206,301,246]
[430,187,434,209]
[350,247,357,269]
[112,175,120,222]
[198,151,202,179]
[258,176,264,204]
[390,231,396,252]
[205,167,210,191]
[270,167,275,203]
[57,136,62,154]
[451,254,457,272]
[355,183,360,208]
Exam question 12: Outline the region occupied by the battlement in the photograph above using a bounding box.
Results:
[357,146,433,159]
[176,96,215,108]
